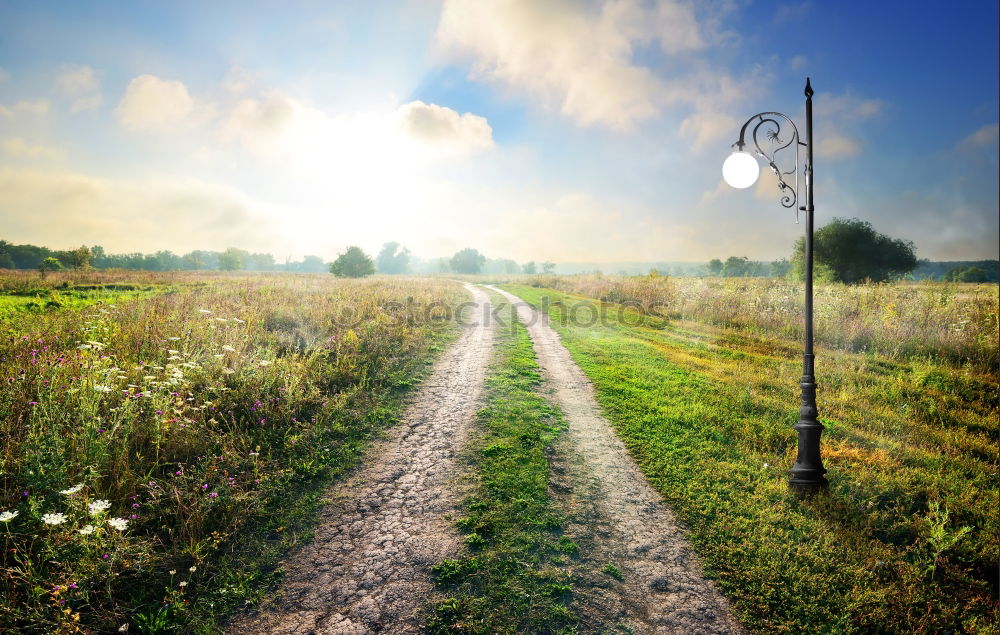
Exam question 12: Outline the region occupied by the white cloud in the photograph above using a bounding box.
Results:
[789,55,807,71]
[56,65,102,112]
[1,138,66,161]
[0,99,50,118]
[958,123,999,151]
[435,0,710,130]
[396,100,494,154]
[679,111,738,151]
[812,89,884,160]
[115,75,196,130]
[222,65,258,93]
[0,167,285,254]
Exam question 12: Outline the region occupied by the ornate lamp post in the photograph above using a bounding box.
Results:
[722,77,828,489]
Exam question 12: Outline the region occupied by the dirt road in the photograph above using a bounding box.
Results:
[233,282,738,633]
[230,284,494,634]
[490,286,739,634]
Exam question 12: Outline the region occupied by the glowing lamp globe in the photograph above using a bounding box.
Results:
[722,151,760,189]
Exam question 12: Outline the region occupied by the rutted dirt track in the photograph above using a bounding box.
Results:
[231,284,494,634]
[234,282,738,633]
[491,286,739,634]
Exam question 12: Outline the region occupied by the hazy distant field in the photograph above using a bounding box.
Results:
[1,270,996,633]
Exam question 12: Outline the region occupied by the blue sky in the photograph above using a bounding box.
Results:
[1,0,997,263]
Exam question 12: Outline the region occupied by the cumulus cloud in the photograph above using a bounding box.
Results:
[1,138,66,161]
[0,99,50,118]
[396,100,494,154]
[0,167,283,253]
[115,75,196,130]
[958,123,999,151]
[812,89,884,160]
[56,65,102,112]
[436,0,710,130]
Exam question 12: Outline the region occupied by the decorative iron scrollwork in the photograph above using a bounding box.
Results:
[733,111,802,213]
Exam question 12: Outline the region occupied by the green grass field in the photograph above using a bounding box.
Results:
[0,272,462,633]
[502,283,998,633]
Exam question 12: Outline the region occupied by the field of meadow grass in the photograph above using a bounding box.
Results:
[0,271,463,633]
[503,279,998,633]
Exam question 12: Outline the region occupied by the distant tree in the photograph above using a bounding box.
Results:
[181,251,206,270]
[376,242,411,274]
[296,255,326,273]
[90,245,106,267]
[522,261,537,275]
[218,247,247,271]
[502,259,522,274]
[945,265,991,282]
[770,258,791,278]
[60,245,93,270]
[39,256,63,277]
[791,217,918,284]
[246,252,276,271]
[450,248,486,274]
[707,258,723,276]
[330,246,375,278]
[541,261,556,274]
[722,256,751,277]
[0,248,13,269]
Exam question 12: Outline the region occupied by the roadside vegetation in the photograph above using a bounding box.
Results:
[524,274,998,369]
[503,282,998,633]
[428,295,577,634]
[0,272,462,633]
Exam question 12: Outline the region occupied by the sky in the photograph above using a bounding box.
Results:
[0,0,997,264]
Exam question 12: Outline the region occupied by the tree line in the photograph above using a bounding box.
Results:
[3,218,996,282]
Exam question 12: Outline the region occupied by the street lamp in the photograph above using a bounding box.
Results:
[722,77,828,490]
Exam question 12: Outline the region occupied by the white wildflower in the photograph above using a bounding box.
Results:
[0,510,18,522]
[167,349,179,355]
[88,499,111,515]
[221,345,236,352]
[213,354,224,359]
[189,566,197,572]
[118,623,129,632]
[42,512,68,525]
[107,517,129,531]
[232,318,245,324]
[167,336,181,341]
[169,569,177,575]
[258,360,273,366]
[178,581,188,587]
[93,385,112,393]
[60,483,84,495]
[77,344,92,350]
[78,524,96,535]
[223,368,235,375]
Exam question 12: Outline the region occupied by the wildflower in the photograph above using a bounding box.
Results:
[77,344,92,350]
[232,318,245,324]
[88,500,111,515]
[78,525,96,535]
[178,581,188,587]
[93,385,112,393]
[60,483,84,495]
[169,570,177,575]
[208,492,218,498]
[0,510,18,522]
[168,336,181,341]
[189,566,196,572]
[223,368,235,374]
[107,517,129,531]
[42,512,68,525]
[259,360,273,366]
[119,624,129,632]
[167,349,179,354]
[222,345,236,352]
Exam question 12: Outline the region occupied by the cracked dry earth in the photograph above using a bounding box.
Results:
[230,284,494,634]
[490,286,740,634]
